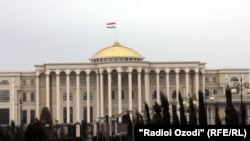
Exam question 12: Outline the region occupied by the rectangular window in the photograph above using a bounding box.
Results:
[205,77,209,83]
[112,91,115,100]
[80,77,85,83]
[22,110,27,124]
[122,91,125,100]
[0,109,9,125]
[150,76,155,82]
[30,79,35,85]
[0,90,10,102]
[30,110,35,122]
[22,93,27,102]
[90,107,93,122]
[169,75,174,82]
[90,77,95,83]
[83,107,87,122]
[63,107,67,123]
[179,75,184,82]
[60,77,65,84]
[70,107,73,123]
[83,106,93,122]
[160,76,164,82]
[22,79,26,85]
[213,89,217,94]
[213,77,217,83]
[30,92,35,101]
[70,77,75,84]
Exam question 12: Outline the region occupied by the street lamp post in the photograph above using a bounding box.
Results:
[232,76,250,124]
[204,91,214,125]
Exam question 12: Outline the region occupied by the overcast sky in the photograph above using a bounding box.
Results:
[0,0,250,71]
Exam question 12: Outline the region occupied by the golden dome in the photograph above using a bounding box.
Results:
[90,42,144,63]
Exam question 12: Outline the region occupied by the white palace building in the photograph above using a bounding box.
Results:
[0,42,250,125]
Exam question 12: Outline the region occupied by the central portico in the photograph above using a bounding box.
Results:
[35,42,205,124]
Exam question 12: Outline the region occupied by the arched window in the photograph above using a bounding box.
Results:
[0,80,9,85]
[230,76,239,82]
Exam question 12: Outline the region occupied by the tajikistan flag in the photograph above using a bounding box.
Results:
[106,22,116,28]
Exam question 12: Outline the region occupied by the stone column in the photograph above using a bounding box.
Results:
[108,71,112,117]
[46,71,50,109]
[66,70,70,123]
[185,68,189,98]
[35,72,40,118]
[100,72,104,117]
[195,69,199,99]
[56,70,60,122]
[10,77,15,122]
[87,71,90,123]
[156,72,160,104]
[76,70,80,122]
[96,72,100,121]
[165,69,170,101]
[118,72,122,118]
[128,71,132,110]
[137,71,142,113]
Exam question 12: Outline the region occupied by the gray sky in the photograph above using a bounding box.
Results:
[1,0,250,71]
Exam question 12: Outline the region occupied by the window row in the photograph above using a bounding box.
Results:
[59,74,193,84]
[205,77,218,83]
[62,91,136,101]
[21,79,35,85]
[62,92,94,101]
[22,92,35,102]
[21,110,35,125]
[62,106,94,123]
[150,75,186,83]
[59,76,96,84]
[205,89,217,95]
[92,57,142,63]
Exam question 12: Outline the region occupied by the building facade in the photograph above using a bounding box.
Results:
[0,42,250,125]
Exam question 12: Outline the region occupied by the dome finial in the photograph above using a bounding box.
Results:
[113,41,120,47]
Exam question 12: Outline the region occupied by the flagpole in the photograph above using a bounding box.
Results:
[115,26,117,42]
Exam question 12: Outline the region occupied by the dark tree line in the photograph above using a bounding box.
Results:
[139,85,247,125]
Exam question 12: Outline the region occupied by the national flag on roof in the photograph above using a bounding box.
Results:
[106,22,116,28]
